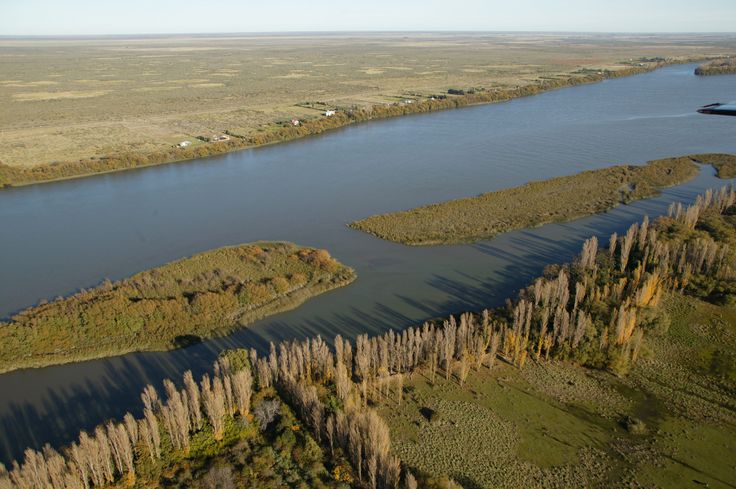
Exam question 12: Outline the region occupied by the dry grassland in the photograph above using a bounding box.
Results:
[1,33,735,174]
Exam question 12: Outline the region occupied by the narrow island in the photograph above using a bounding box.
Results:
[694,57,736,76]
[349,154,734,246]
[0,242,356,373]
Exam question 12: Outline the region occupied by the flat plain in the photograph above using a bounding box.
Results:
[1,33,736,170]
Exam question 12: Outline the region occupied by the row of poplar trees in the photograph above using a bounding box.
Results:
[3,185,734,489]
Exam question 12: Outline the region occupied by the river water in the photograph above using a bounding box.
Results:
[0,63,734,463]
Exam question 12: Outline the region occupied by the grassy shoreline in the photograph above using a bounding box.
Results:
[350,155,717,246]
[0,58,713,190]
[694,57,736,76]
[0,242,356,374]
[690,153,736,179]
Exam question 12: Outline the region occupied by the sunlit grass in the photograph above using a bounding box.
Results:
[0,242,356,373]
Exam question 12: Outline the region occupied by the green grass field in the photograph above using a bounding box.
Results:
[377,293,736,488]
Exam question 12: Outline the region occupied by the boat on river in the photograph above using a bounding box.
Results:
[698,102,736,116]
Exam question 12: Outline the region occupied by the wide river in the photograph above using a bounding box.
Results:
[0,63,734,463]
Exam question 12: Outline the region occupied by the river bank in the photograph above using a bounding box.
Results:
[0,57,719,189]
[694,57,736,76]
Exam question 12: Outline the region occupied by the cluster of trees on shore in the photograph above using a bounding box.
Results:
[0,58,691,189]
[0,243,355,374]
[694,57,736,76]
[4,186,733,488]
[0,336,406,488]
[512,185,735,373]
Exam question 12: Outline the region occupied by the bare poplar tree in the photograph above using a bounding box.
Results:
[458,353,470,386]
[68,441,89,489]
[368,454,378,489]
[395,374,404,406]
[141,384,161,459]
[580,236,598,270]
[123,413,138,445]
[231,367,253,418]
[162,379,191,452]
[620,223,637,272]
[405,471,418,489]
[183,370,203,430]
[326,415,336,457]
[200,374,226,441]
[42,445,66,489]
[609,232,618,258]
[487,333,500,370]
[0,464,10,489]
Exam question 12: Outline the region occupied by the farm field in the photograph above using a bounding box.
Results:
[1,33,736,181]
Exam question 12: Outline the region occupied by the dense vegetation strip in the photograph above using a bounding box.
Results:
[0,242,355,374]
[4,186,734,488]
[0,59,700,189]
[694,57,736,76]
[350,155,714,246]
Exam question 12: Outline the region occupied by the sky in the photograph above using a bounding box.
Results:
[1,0,734,36]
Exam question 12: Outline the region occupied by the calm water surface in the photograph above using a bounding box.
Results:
[0,63,734,463]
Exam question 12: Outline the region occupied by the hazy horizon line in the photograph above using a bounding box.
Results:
[2,29,736,39]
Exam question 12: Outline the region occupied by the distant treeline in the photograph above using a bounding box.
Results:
[694,58,736,76]
[0,58,708,189]
[4,186,734,488]
[0,242,355,374]
[350,155,718,246]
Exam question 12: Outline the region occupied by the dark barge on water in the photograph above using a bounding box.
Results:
[698,102,736,116]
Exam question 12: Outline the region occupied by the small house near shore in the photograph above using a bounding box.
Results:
[291,119,301,126]
[177,141,191,148]
[324,110,336,117]
[212,134,230,142]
